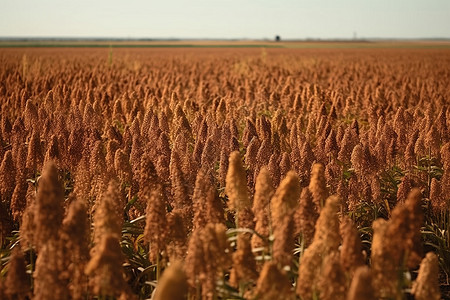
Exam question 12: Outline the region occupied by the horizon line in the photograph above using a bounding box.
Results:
[1,36,450,42]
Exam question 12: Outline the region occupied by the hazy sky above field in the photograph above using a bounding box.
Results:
[1,0,449,39]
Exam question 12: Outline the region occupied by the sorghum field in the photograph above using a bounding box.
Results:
[0,45,449,300]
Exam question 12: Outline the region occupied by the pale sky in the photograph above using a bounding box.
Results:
[1,0,449,39]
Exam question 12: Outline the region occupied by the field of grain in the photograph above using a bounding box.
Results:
[0,46,449,299]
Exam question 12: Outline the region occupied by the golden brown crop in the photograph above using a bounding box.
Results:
[0,45,449,299]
